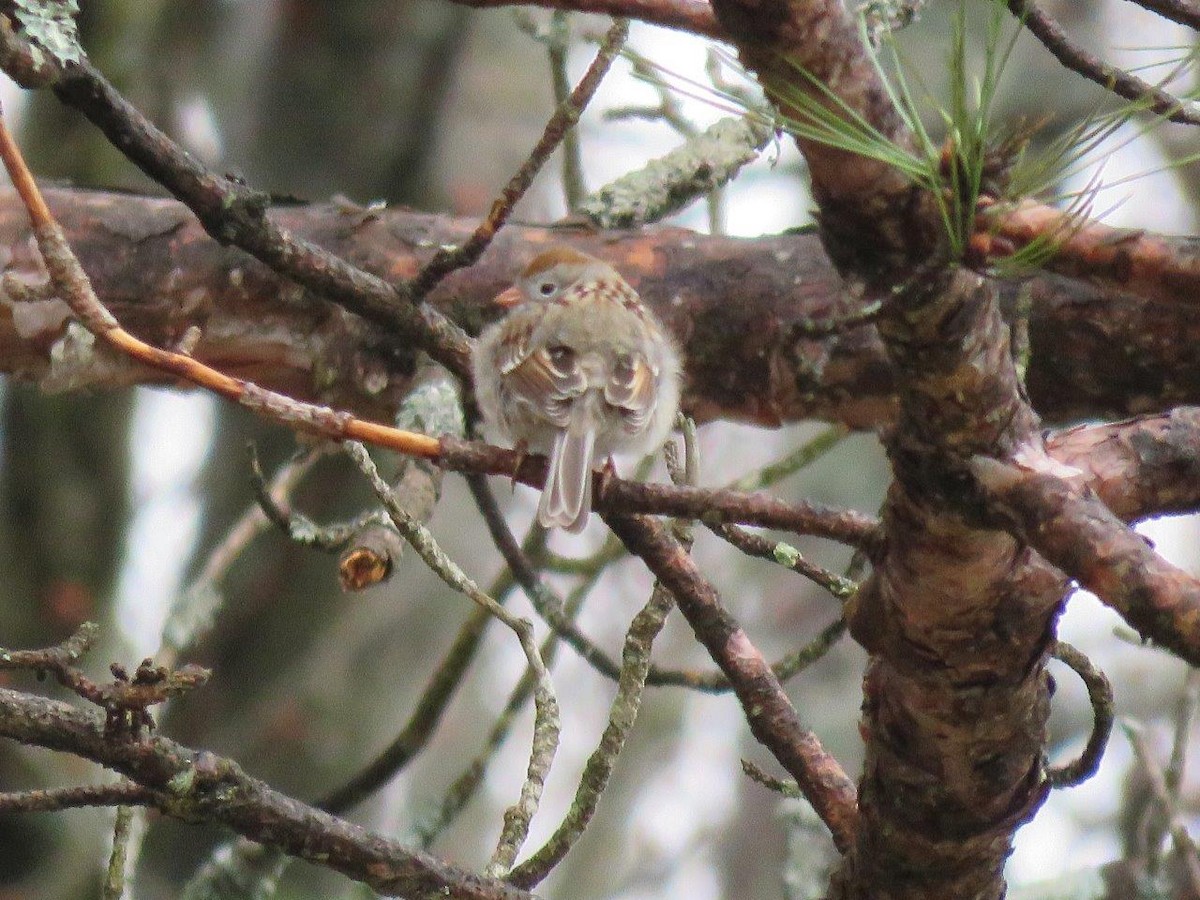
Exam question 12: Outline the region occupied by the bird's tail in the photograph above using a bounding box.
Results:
[539,421,596,533]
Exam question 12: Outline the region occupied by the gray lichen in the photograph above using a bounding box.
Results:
[12,0,83,65]
[578,116,772,229]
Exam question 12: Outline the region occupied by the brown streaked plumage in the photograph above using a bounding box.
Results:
[473,247,682,532]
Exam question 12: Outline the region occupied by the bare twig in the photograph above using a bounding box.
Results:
[712,524,858,599]
[0,782,153,813]
[517,10,589,209]
[511,577,677,887]
[788,299,885,338]
[413,531,599,850]
[603,512,859,852]
[740,758,803,798]
[1045,641,1114,788]
[1005,0,1200,126]
[1137,667,1200,882]
[444,436,882,547]
[161,450,319,661]
[470,472,856,691]
[317,515,541,818]
[509,423,698,888]
[577,114,769,229]
[0,624,209,735]
[406,18,628,302]
[1124,722,1200,895]
[103,805,135,900]
[344,443,559,877]
[729,426,848,493]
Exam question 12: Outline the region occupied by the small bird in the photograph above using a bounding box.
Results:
[473,247,682,532]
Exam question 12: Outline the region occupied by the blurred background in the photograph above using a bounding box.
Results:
[0,1,1197,897]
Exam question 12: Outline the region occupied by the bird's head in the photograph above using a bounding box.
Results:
[494,247,611,309]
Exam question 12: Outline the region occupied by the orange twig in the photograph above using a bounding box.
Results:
[0,112,442,462]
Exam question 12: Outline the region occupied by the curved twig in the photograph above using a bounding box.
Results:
[1045,641,1114,788]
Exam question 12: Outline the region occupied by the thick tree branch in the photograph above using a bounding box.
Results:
[0,687,536,899]
[1047,408,1200,523]
[973,455,1200,667]
[4,190,1200,434]
[994,201,1200,310]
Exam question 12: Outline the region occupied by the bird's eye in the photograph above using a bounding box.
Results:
[547,345,576,370]
[538,281,557,297]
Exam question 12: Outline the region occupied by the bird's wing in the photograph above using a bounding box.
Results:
[603,351,658,434]
[501,338,589,429]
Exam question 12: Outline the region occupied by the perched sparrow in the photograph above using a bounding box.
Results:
[473,247,682,532]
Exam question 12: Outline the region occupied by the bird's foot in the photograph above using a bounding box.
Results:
[510,439,529,493]
[596,457,618,504]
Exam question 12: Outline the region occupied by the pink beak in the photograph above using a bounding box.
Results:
[494,285,524,309]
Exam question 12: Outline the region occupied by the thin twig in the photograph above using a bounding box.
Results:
[0,782,154,813]
[1045,641,1114,788]
[602,512,859,852]
[545,12,588,208]
[443,0,723,39]
[788,299,885,338]
[1123,722,1200,895]
[1005,0,1200,127]
[0,623,209,733]
[102,805,135,900]
[406,18,628,302]
[161,449,319,662]
[729,425,849,493]
[445,436,882,547]
[318,559,530,814]
[508,422,698,888]
[740,758,803,798]
[344,442,559,877]
[413,531,600,849]
[0,40,473,374]
[510,550,677,888]
[712,524,858,598]
[1139,667,1200,879]
[470,472,854,691]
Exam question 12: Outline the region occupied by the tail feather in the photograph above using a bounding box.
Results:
[539,426,596,532]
